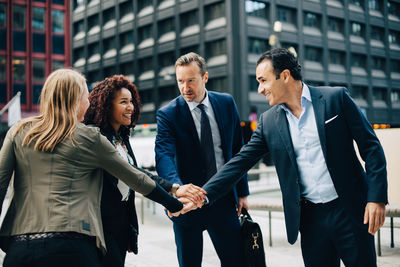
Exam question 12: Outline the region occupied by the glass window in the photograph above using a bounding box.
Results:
[13,58,26,81]
[158,18,174,37]
[120,62,134,76]
[74,47,84,60]
[53,60,64,71]
[391,89,400,106]
[139,0,152,10]
[350,22,364,37]
[103,37,115,52]
[158,52,174,68]
[388,1,400,17]
[207,77,228,93]
[373,88,387,102]
[329,50,345,65]
[13,5,26,30]
[33,33,46,53]
[205,2,225,23]
[33,7,45,31]
[371,56,385,71]
[180,45,198,55]
[371,26,384,41]
[0,82,6,104]
[351,53,366,68]
[389,30,400,45]
[248,37,269,54]
[33,59,45,82]
[0,56,5,80]
[206,39,226,57]
[328,17,344,33]
[277,6,296,24]
[120,31,133,47]
[138,25,153,42]
[391,60,400,73]
[73,0,85,10]
[33,84,43,105]
[87,70,102,86]
[139,90,153,104]
[52,0,65,5]
[14,84,26,104]
[89,43,99,57]
[103,8,116,29]
[138,57,153,72]
[350,0,364,7]
[159,86,177,103]
[245,0,268,19]
[304,12,321,29]
[88,15,99,35]
[249,75,258,92]
[0,29,5,50]
[305,47,322,62]
[120,1,133,20]
[13,31,26,51]
[52,35,64,54]
[181,10,198,30]
[52,10,64,33]
[351,86,368,100]
[104,66,116,77]
[0,3,6,28]
[368,0,382,12]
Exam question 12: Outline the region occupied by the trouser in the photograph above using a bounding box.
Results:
[171,194,244,267]
[3,236,101,267]
[300,198,376,267]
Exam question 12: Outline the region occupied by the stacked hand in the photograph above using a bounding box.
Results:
[168,184,207,217]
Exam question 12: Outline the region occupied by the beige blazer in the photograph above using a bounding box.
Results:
[0,122,157,254]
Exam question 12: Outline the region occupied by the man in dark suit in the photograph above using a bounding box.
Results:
[155,52,249,267]
[201,48,387,267]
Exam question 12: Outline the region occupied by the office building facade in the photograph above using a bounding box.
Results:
[71,0,400,124]
[0,0,71,113]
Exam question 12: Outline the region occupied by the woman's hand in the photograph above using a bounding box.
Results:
[176,183,207,208]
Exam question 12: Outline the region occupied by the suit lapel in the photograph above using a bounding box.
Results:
[178,96,201,148]
[275,106,298,171]
[309,86,328,160]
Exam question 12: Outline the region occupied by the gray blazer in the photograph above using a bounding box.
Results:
[0,122,157,254]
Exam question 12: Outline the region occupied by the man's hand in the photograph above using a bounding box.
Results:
[237,196,249,216]
[176,183,207,208]
[167,197,199,217]
[363,202,386,235]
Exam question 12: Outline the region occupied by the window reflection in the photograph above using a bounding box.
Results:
[33,59,45,82]
[0,3,6,28]
[245,0,268,19]
[33,7,45,31]
[52,10,64,33]
[13,5,26,30]
[13,58,26,81]
[0,56,5,80]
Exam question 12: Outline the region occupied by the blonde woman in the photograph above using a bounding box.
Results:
[0,69,186,267]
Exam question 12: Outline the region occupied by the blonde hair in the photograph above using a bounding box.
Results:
[175,52,207,76]
[14,68,87,152]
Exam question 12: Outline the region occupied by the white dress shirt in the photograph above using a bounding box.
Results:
[281,84,338,203]
[186,90,224,171]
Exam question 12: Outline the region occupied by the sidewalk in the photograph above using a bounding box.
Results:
[0,193,399,266]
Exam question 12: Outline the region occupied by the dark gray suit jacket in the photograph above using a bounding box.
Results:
[203,86,387,244]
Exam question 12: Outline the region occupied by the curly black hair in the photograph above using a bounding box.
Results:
[84,75,141,138]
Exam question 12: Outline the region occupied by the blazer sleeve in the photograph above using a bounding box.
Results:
[341,89,388,203]
[230,98,250,197]
[155,109,183,185]
[0,128,15,215]
[203,114,269,205]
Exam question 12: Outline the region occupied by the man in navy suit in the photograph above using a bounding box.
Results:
[155,52,249,267]
[201,48,387,267]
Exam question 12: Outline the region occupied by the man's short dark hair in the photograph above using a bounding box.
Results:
[257,48,302,81]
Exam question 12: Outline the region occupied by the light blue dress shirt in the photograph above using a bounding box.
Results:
[186,90,224,171]
[281,84,338,203]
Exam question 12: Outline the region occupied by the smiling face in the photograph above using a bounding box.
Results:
[110,87,134,133]
[176,62,208,103]
[256,59,289,106]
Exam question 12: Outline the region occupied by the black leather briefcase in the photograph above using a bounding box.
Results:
[240,208,267,267]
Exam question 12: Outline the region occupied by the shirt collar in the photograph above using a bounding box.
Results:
[186,89,211,112]
[281,83,311,113]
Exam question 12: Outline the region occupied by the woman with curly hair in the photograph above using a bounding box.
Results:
[84,75,204,267]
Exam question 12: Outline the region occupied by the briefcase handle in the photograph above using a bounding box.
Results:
[240,207,253,221]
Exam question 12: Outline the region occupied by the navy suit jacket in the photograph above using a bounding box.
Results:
[155,91,249,204]
[203,86,387,244]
